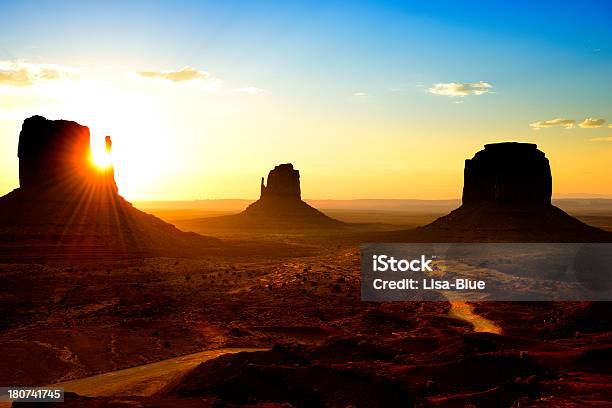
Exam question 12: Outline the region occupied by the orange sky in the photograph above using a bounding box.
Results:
[1,2,611,200]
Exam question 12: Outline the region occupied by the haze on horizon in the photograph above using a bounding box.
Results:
[0,0,611,201]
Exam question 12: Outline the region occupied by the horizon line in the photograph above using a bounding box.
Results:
[133,195,612,203]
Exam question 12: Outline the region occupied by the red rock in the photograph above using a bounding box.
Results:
[0,116,218,260]
[463,142,551,206]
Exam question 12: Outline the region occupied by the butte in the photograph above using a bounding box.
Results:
[0,115,218,260]
[380,142,611,242]
[194,163,344,231]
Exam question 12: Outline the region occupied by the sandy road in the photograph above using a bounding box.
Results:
[54,348,266,398]
[449,301,502,334]
[0,310,499,407]
[0,348,265,406]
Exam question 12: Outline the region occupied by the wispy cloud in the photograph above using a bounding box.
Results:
[530,117,608,130]
[237,86,267,94]
[428,81,492,97]
[136,66,212,83]
[353,91,368,98]
[579,117,606,129]
[529,118,576,130]
[589,136,612,142]
[0,60,78,87]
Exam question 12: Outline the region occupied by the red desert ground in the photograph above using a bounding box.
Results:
[1,116,611,407]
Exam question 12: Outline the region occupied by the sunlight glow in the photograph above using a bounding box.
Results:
[91,149,112,170]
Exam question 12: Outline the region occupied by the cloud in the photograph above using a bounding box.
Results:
[0,60,78,87]
[136,66,211,83]
[529,117,608,130]
[353,92,368,98]
[529,118,576,130]
[428,81,492,97]
[578,117,606,129]
[0,68,31,86]
[589,136,612,142]
[237,86,267,94]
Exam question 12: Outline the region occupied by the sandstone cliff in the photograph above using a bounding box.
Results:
[260,163,301,200]
[0,116,217,260]
[462,142,551,206]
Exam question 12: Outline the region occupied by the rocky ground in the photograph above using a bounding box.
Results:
[2,233,611,407]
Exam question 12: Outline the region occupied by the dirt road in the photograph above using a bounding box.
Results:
[52,348,266,397]
[449,301,502,334]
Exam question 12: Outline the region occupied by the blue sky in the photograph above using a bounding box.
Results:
[0,1,611,199]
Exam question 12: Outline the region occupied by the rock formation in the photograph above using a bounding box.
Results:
[0,116,217,260]
[380,142,610,242]
[260,163,301,200]
[462,142,552,206]
[15,115,118,198]
[18,116,89,189]
[195,163,344,230]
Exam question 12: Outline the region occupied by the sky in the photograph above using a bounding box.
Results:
[0,0,611,200]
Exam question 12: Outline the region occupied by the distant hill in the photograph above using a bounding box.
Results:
[134,198,612,215]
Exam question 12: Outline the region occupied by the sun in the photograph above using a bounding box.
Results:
[91,136,113,170]
[90,136,113,170]
[91,150,113,170]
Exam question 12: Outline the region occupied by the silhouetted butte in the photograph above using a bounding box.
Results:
[0,115,217,260]
[383,142,611,242]
[195,163,344,230]
[462,142,551,206]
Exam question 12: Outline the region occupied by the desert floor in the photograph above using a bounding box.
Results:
[1,205,611,406]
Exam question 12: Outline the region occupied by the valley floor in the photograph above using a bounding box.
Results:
[1,221,611,406]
